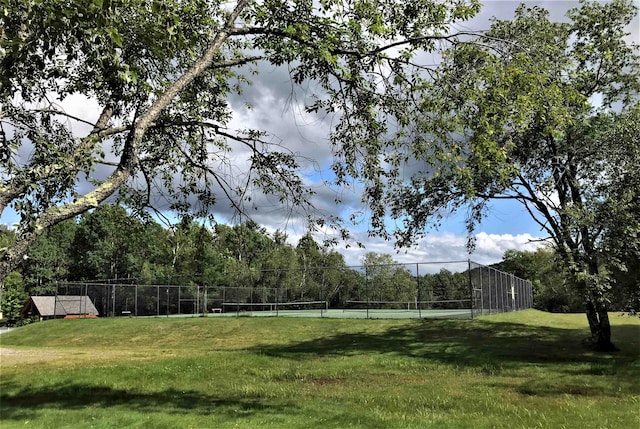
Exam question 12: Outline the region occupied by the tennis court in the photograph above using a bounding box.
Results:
[199,300,473,319]
[54,260,533,320]
[206,307,473,319]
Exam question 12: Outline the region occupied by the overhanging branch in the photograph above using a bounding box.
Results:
[0,0,252,276]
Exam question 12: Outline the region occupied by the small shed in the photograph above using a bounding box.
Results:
[21,296,100,320]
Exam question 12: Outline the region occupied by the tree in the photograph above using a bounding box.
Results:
[136,220,173,285]
[22,219,77,293]
[260,235,301,296]
[0,0,482,286]
[499,248,579,313]
[362,252,416,305]
[321,250,349,305]
[0,225,15,249]
[71,205,144,280]
[169,219,230,287]
[385,1,639,350]
[0,271,27,325]
[0,225,15,316]
[296,233,324,299]
[597,105,640,315]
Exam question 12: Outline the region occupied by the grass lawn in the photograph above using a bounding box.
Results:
[1,310,638,428]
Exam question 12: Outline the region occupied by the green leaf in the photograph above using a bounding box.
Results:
[108,27,123,47]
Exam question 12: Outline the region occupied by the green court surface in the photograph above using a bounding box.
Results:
[204,308,473,319]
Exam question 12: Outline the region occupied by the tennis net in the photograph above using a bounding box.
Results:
[344,299,471,310]
[221,300,327,313]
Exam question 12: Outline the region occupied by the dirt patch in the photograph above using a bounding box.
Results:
[0,347,73,366]
[0,347,128,367]
[0,347,186,368]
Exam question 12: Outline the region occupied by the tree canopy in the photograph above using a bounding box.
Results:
[0,0,481,280]
[383,0,639,349]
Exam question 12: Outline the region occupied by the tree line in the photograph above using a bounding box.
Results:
[0,205,468,323]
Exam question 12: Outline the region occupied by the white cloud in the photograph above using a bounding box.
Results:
[473,232,546,262]
[328,229,547,270]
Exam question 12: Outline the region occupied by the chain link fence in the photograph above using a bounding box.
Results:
[54,260,532,319]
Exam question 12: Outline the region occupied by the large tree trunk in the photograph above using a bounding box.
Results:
[569,257,618,352]
[585,295,618,352]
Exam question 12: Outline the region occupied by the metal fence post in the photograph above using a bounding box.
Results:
[196,285,200,316]
[54,281,58,319]
[500,270,505,312]
[416,263,422,319]
[365,264,370,319]
[530,280,534,309]
[468,259,474,319]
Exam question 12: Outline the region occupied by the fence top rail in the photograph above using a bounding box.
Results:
[58,282,208,288]
[357,260,471,268]
[222,300,325,306]
[470,265,534,283]
[347,299,471,304]
[56,259,532,287]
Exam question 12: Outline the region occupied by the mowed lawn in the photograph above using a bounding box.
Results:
[1,310,638,429]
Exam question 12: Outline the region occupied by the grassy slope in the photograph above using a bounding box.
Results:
[1,310,638,429]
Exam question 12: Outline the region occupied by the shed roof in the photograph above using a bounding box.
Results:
[23,296,99,317]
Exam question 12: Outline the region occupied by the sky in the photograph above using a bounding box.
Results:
[3,1,639,268]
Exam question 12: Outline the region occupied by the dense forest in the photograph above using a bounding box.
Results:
[1,205,637,324]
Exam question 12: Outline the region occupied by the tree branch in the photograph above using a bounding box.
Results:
[0,104,118,217]
[231,26,478,58]
[0,0,252,275]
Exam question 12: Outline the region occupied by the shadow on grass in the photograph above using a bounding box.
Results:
[250,319,640,398]
[0,381,293,421]
[252,319,640,381]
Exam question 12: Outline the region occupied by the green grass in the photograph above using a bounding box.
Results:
[1,310,639,428]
